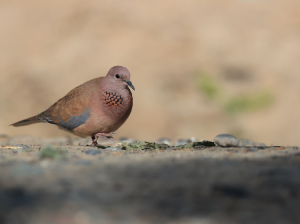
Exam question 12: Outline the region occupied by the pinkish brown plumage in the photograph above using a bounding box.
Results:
[11,66,134,146]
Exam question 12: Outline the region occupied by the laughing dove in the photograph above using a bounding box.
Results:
[11,66,135,146]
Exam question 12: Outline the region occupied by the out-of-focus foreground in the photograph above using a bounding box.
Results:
[0,137,299,224]
[1,0,300,145]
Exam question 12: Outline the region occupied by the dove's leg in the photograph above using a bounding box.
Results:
[90,133,115,146]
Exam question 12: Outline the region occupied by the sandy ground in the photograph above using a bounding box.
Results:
[0,136,299,224]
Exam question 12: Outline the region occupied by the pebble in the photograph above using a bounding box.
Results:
[85,149,102,155]
[157,138,171,145]
[189,137,197,143]
[174,139,188,146]
[174,138,199,146]
[119,138,135,144]
[105,147,122,151]
[214,134,239,147]
[293,146,299,150]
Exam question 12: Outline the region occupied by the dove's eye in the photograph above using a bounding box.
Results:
[116,74,120,79]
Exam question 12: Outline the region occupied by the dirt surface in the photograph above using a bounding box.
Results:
[0,136,299,224]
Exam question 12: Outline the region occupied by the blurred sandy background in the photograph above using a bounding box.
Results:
[0,0,300,145]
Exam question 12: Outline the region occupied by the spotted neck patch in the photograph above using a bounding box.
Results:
[102,91,124,108]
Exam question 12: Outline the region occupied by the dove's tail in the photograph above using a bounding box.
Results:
[11,115,43,127]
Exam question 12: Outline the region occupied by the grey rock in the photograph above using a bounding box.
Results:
[214,134,239,147]
[85,149,102,155]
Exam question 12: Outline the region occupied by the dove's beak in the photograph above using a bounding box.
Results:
[124,80,135,91]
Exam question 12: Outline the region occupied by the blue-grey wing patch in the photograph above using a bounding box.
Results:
[57,108,91,131]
